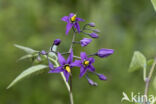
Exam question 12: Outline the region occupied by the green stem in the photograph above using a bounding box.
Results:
[143,58,156,104]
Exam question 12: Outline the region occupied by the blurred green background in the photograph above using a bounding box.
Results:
[0,0,156,104]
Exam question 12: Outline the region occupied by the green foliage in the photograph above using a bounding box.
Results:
[151,0,156,11]
[14,44,38,54]
[129,51,146,72]
[153,76,156,91]
[147,59,154,66]
[7,65,48,89]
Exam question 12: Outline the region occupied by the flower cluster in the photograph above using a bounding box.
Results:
[40,13,114,86]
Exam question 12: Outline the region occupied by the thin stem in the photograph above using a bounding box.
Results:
[143,58,156,104]
[69,27,76,52]
[68,27,76,104]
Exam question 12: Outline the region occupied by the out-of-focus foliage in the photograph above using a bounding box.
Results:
[129,51,146,72]
[0,0,156,104]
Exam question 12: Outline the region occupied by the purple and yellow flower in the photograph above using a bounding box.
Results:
[49,51,74,82]
[62,13,84,35]
[71,52,95,77]
[80,38,92,47]
[96,48,114,58]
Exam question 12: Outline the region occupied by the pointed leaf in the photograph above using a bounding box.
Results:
[14,44,38,54]
[151,0,156,11]
[7,65,48,89]
[17,54,34,61]
[129,51,146,72]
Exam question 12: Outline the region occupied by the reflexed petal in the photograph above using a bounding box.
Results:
[76,17,85,21]
[69,13,75,18]
[67,50,73,64]
[70,60,82,67]
[66,23,73,35]
[74,22,80,33]
[80,52,87,60]
[80,67,87,77]
[88,65,95,72]
[88,57,95,63]
[49,62,54,70]
[58,52,66,65]
[64,71,70,82]
[48,66,63,73]
[61,16,69,22]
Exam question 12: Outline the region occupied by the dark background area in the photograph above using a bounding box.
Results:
[0,0,156,104]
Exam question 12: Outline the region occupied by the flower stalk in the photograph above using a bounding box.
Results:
[143,58,156,104]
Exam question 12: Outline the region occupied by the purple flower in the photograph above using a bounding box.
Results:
[49,51,74,82]
[62,13,84,35]
[89,32,99,38]
[53,39,61,45]
[96,48,114,58]
[97,74,107,80]
[71,52,95,77]
[80,38,92,47]
[88,22,95,27]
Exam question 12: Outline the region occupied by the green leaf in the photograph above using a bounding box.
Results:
[147,59,154,66]
[153,76,156,91]
[14,44,38,54]
[17,54,34,61]
[129,51,147,72]
[7,65,48,89]
[151,0,156,11]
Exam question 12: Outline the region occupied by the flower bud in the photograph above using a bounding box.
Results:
[88,22,95,27]
[89,32,99,38]
[53,39,61,45]
[92,29,100,33]
[96,48,114,58]
[87,77,98,86]
[41,50,46,55]
[97,74,107,80]
[80,38,92,47]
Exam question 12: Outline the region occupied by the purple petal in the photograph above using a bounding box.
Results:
[88,57,95,63]
[61,16,69,22]
[49,62,54,70]
[48,66,63,73]
[74,22,80,33]
[76,17,85,21]
[88,64,95,72]
[69,13,75,18]
[70,60,82,67]
[67,50,73,64]
[58,52,66,65]
[64,71,70,82]
[66,23,73,35]
[80,67,87,77]
[80,52,87,61]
